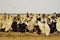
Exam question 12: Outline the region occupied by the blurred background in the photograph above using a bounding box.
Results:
[0,0,60,14]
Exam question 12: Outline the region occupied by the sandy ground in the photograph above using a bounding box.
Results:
[0,32,60,40]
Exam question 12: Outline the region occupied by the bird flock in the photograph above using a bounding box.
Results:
[0,13,60,36]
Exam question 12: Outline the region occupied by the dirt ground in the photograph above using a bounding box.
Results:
[0,32,60,40]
